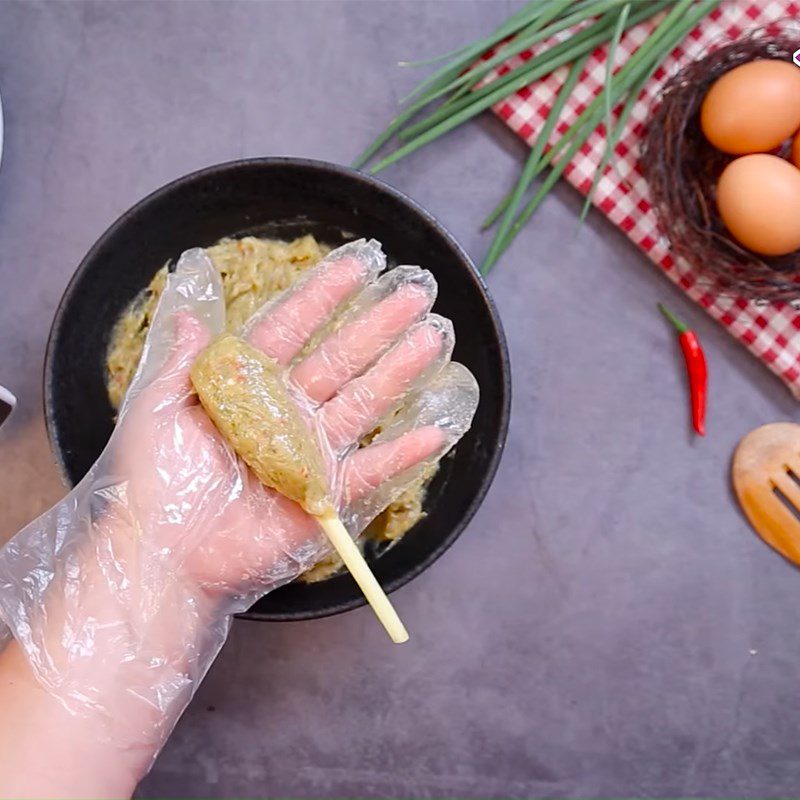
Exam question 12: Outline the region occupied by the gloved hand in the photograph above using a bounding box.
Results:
[0,240,478,771]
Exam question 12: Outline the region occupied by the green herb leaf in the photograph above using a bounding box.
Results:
[484,52,590,269]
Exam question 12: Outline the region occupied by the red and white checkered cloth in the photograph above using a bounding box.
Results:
[490,0,800,397]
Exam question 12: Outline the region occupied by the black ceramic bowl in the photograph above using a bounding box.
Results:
[44,158,510,621]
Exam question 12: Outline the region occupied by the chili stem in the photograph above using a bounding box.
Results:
[657,303,689,333]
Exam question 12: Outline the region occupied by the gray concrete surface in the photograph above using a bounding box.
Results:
[1,1,799,797]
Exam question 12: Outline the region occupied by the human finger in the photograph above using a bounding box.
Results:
[291,267,435,403]
[338,361,479,534]
[319,315,453,453]
[244,240,384,365]
[120,249,223,416]
[342,426,444,501]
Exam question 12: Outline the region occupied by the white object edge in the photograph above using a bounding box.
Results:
[0,385,16,410]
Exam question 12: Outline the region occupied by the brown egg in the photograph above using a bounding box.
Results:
[716,154,800,256]
[701,60,800,154]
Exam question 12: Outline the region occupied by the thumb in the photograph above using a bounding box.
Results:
[119,249,224,415]
[148,311,212,399]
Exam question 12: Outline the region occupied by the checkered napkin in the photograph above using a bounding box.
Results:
[490,0,800,397]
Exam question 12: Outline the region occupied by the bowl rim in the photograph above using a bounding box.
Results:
[43,156,511,621]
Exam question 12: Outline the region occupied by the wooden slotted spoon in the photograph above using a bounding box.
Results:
[732,422,800,564]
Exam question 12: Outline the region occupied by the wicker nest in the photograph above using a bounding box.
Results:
[641,21,800,302]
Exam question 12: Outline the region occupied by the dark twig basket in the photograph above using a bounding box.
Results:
[642,21,800,302]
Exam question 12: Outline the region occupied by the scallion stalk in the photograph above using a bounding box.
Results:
[386,0,671,155]
[395,8,621,145]
[432,0,626,109]
[353,0,557,168]
[354,0,722,273]
[603,3,631,145]
[481,0,720,271]
[369,19,621,172]
[399,1,550,100]
[483,53,590,266]
[578,41,657,221]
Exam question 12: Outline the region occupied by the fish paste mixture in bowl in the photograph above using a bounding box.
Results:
[106,234,435,583]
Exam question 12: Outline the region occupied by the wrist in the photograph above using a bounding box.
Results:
[0,637,143,799]
[2,513,224,765]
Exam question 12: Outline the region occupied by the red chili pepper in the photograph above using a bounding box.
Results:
[658,303,707,437]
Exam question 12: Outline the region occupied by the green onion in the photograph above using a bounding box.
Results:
[382,0,670,161]
[443,0,629,109]
[579,38,655,222]
[480,0,674,227]
[437,0,612,105]
[399,0,549,100]
[499,0,694,181]
[353,0,557,168]
[603,3,630,147]
[523,0,695,168]
[483,53,591,266]
[481,131,588,274]
[481,0,720,271]
[395,8,621,144]
[405,0,620,106]
[354,0,721,272]
[369,16,623,173]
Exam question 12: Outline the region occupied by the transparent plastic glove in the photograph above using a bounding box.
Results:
[0,239,478,766]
